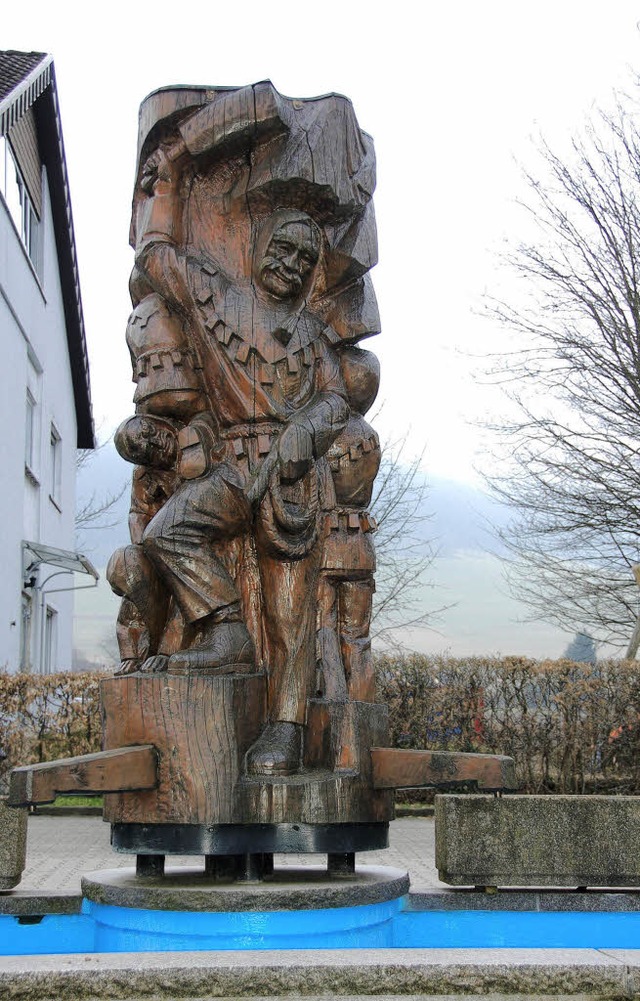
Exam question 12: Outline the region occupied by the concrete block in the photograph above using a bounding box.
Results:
[0,797,27,890]
[436,793,640,887]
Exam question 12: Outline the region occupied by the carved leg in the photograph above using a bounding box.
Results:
[141,473,255,673]
[142,473,248,613]
[245,544,320,776]
[258,548,322,726]
[316,573,348,701]
[107,546,171,672]
[114,599,149,674]
[339,577,376,703]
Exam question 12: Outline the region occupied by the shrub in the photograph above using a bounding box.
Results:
[0,671,107,790]
[376,654,640,795]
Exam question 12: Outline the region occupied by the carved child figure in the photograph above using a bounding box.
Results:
[107,414,181,674]
[108,410,256,677]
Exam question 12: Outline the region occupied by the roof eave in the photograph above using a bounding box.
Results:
[34,69,95,449]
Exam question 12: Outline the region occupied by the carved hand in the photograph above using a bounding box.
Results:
[277,424,314,483]
[140,140,186,194]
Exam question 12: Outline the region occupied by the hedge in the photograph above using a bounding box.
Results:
[377,654,640,795]
[0,671,107,793]
[2,656,640,796]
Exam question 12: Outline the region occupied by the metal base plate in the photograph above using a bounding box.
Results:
[111,822,389,855]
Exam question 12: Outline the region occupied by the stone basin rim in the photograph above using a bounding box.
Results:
[81,864,410,911]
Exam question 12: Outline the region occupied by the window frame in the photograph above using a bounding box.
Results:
[0,135,42,274]
[43,604,58,675]
[24,388,38,481]
[49,422,62,510]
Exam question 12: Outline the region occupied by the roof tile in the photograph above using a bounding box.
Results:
[0,50,47,104]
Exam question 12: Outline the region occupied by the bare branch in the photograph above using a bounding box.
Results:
[484,89,640,649]
[75,436,127,542]
[370,432,448,645]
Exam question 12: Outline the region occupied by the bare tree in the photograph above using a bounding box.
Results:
[75,440,127,546]
[369,433,440,645]
[485,90,640,648]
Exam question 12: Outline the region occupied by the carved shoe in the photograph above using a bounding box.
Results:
[244,721,302,777]
[167,621,255,675]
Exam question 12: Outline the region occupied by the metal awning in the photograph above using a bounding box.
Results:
[22,540,99,581]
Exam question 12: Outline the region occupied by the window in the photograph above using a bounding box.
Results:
[24,359,41,481]
[0,136,41,271]
[25,390,36,472]
[49,423,61,508]
[43,605,57,674]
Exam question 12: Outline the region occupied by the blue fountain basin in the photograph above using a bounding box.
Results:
[4,896,640,955]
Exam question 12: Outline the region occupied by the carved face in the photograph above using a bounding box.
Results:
[258,220,320,300]
[115,417,178,469]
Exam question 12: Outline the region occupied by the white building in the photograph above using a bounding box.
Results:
[0,51,96,674]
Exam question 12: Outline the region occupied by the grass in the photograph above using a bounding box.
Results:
[47,795,103,808]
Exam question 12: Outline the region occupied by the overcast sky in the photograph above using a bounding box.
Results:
[6,1,639,477]
[6,1,640,661]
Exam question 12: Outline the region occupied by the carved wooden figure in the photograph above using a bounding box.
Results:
[100,82,390,861]
[8,84,517,877]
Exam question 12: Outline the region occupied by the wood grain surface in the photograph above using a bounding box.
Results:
[102,674,266,824]
[8,746,157,806]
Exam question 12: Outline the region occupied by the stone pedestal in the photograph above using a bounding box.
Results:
[81,864,409,911]
[436,793,640,887]
[0,798,27,890]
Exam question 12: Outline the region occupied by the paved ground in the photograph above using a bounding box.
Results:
[20,815,445,893]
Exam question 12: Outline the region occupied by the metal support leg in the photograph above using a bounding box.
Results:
[327,852,355,876]
[204,854,243,880]
[136,854,165,877]
[238,853,265,882]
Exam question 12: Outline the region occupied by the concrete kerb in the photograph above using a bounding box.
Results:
[0,947,636,999]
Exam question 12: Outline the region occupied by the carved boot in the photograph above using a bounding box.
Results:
[244,721,303,777]
[114,658,143,676]
[167,620,255,675]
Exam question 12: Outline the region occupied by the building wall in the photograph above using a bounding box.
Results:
[0,162,78,672]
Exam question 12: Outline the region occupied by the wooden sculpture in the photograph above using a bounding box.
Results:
[9,84,516,877]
